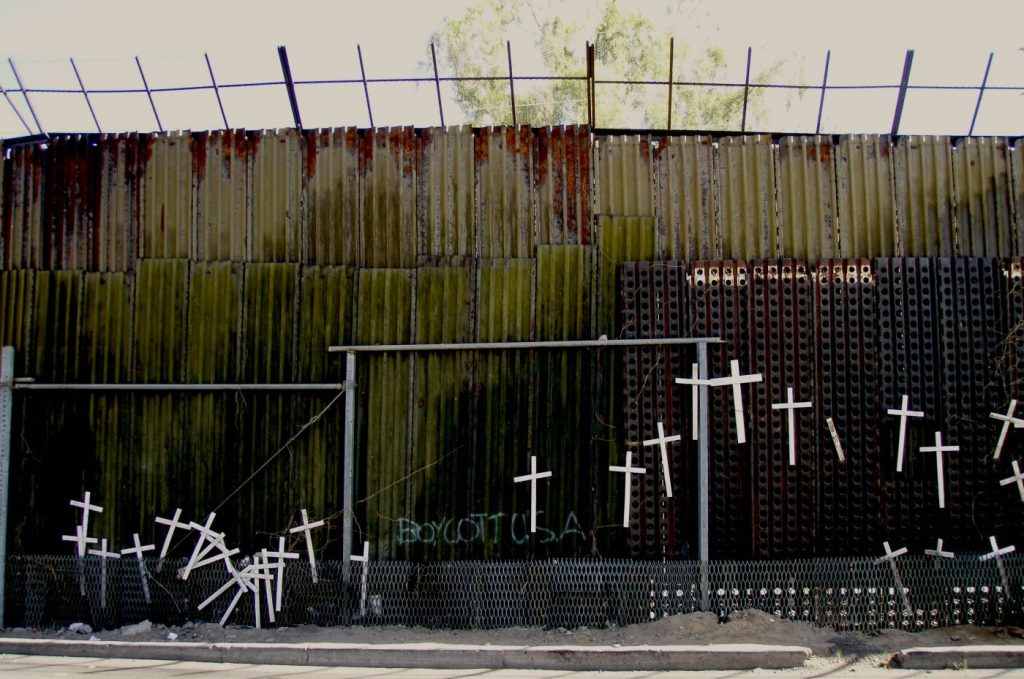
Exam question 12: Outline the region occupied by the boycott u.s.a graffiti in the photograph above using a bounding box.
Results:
[396,511,585,546]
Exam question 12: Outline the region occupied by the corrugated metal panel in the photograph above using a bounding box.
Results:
[654,135,716,260]
[250,129,302,262]
[97,133,142,271]
[30,270,81,381]
[596,216,655,336]
[716,135,778,260]
[361,128,418,267]
[134,259,187,382]
[141,131,192,260]
[303,128,360,266]
[419,126,475,258]
[0,269,34,375]
[476,126,533,259]
[777,136,839,260]
[893,136,956,256]
[3,143,44,269]
[534,126,591,246]
[594,134,654,218]
[951,137,1014,256]
[193,130,249,262]
[836,135,897,258]
[40,136,95,270]
[1013,140,1024,256]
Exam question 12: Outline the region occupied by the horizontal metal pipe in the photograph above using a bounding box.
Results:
[13,383,344,392]
[329,337,721,353]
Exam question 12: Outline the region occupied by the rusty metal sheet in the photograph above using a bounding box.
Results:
[96,133,143,272]
[893,136,956,256]
[361,127,419,267]
[142,131,191,260]
[303,128,360,266]
[1013,140,1024,256]
[0,269,34,375]
[951,137,1014,256]
[39,135,95,271]
[715,136,779,260]
[654,135,716,261]
[594,134,654,219]
[777,137,839,260]
[475,126,534,259]
[192,130,249,262]
[249,129,302,262]
[534,126,591,246]
[3,142,44,269]
[836,135,897,258]
[419,126,475,258]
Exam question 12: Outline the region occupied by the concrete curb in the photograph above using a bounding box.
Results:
[0,638,811,671]
[896,645,1024,669]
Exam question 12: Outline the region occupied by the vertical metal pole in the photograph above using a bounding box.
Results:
[696,342,710,612]
[277,46,303,130]
[968,52,994,136]
[0,346,14,626]
[586,42,594,128]
[342,351,356,586]
[667,38,675,130]
[507,41,517,126]
[430,43,445,128]
[357,45,374,128]
[815,50,831,135]
[891,49,914,138]
[740,47,752,132]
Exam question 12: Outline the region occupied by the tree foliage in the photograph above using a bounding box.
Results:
[429,0,790,129]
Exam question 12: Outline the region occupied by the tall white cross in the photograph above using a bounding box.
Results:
[990,400,1024,460]
[609,450,647,528]
[875,540,911,615]
[1000,460,1024,503]
[155,508,188,559]
[61,524,97,558]
[513,456,553,533]
[825,417,846,463]
[189,534,239,572]
[887,395,924,472]
[642,421,682,498]
[673,363,701,441]
[121,532,155,604]
[351,541,371,617]
[771,386,812,466]
[920,431,959,509]
[289,509,325,584]
[265,536,300,612]
[706,360,763,444]
[924,538,955,559]
[182,513,218,580]
[247,555,275,629]
[69,491,103,545]
[980,535,1016,598]
[88,537,121,610]
[258,550,277,625]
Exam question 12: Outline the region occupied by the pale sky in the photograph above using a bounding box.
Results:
[0,0,1021,137]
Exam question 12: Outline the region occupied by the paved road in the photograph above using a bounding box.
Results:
[2,654,1024,678]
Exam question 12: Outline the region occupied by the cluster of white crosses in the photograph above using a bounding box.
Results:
[61,496,373,627]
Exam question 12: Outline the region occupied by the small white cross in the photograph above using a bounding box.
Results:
[673,363,701,441]
[61,524,97,558]
[351,541,370,617]
[706,360,763,444]
[155,508,189,560]
[825,417,846,463]
[88,537,121,610]
[642,421,682,498]
[609,450,647,528]
[920,431,959,509]
[247,555,275,629]
[990,400,1024,460]
[875,540,911,616]
[980,535,1016,562]
[874,540,909,565]
[69,491,103,543]
[121,533,155,605]
[771,386,812,466]
[513,456,553,533]
[265,536,300,612]
[289,509,326,584]
[924,538,955,559]
[887,395,924,473]
[182,513,218,580]
[259,550,277,624]
[1000,460,1024,503]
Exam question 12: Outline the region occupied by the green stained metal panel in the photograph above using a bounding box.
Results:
[476,126,534,259]
[361,128,418,267]
[536,245,589,341]
[420,126,475,257]
[716,135,779,260]
[250,129,302,262]
[303,128,360,266]
[479,259,533,343]
[134,259,187,382]
[142,131,192,260]
[894,136,956,256]
[595,134,654,217]
[655,135,716,260]
[952,137,1014,256]
[0,269,34,375]
[777,136,839,261]
[240,263,299,382]
[31,270,82,381]
[82,271,133,383]
[597,216,656,337]
[193,130,249,262]
[836,135,897,258]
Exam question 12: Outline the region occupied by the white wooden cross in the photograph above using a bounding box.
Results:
[609,450,647,528]
[673,363,701,441]
[771,386,812,466]
[706,360,763,444]
[642,421,682,498]
[920,431,959,509]
[88,537,121,609]
[120,532,155,604]
[259,549,277,624]
[154,508,189,572]
[874,540,911,615]
[265,536,300,612]
[1000,460,1024,503]
[351,541,371,617]
[289,509,325,584]
[182,513,218,580]
[887,395,924,473]
[825,417,846,463]
[199,561,264,627]
[513,456,553,532]
[189,533,240,572]
[990,400,1024,460]
[980,535,1016,599]
[69,491,102,545]
[924,537,955,559]
[61,524,97,558]
[247,555,276,629]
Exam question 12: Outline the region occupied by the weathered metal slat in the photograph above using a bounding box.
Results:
[0,270,34,376]
[249,129,302,263]
[1012,141,1024,256]
[594,135,654,218]
[475,127,533,259]
[418,126,475,258]
[30,270,82,382]
[951,138,1014,257]
[141,132,192,260]
[654,135,715,261]
[836,135,897,258]
[716,136,779,260]
[777,137,839,261]
[193,130,250,262]
[894,137,956,256]
[534,126,590,246]
[97,134,142,272]
[302,128,360,266]
[361,128,418,267]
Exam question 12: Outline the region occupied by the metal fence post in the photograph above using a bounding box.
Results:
[697,341,710,612]
[342,351,357,587]
[0,346,14,626]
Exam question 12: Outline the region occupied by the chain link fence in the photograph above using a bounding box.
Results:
[5,555,1023,632]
